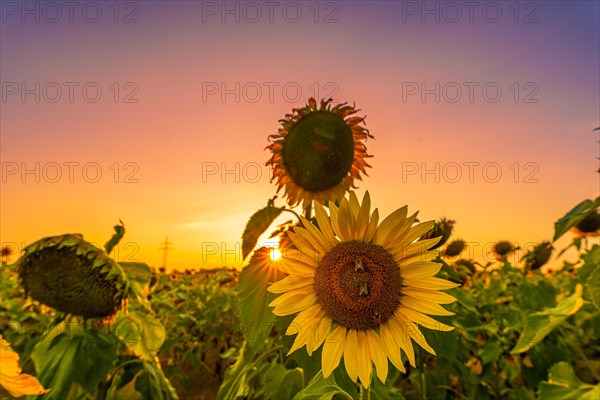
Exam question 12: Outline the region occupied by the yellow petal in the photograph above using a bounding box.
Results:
[364,208,379,243]
[403,277,461,291]
[373,206,407,246]
[398,306,454,331]
[403,221,435,244]
[383,212,418,249]
[268,275,314,294]
[396,250,439,264]
[395,313,436,355]
[348,192,361,218]
[286,304,323,335]
[402,288,457,305]
[355,192,371,241]
[329,204,352,242]
[367,330,389,383]
[322,326,346,377]
[307,316,332,356]
[400,262,442,280]
[338,198,356,241]
[379,323,406,372]
[356,331,372,388]
[389,315,416,367]
[2,374,49,397]
[0,337,48,397]
[400,297,455,317]
[270,291,317,316]
[314,203,336,244]
[288,310,326,355]
[300,216,333,252]
[393,238,441,259]
[344,329,359,382]
[286,234,321,263]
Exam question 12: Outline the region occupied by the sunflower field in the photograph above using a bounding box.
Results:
[1,99,599,400]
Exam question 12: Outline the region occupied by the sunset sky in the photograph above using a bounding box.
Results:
[1,1,599,270]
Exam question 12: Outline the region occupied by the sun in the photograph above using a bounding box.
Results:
[269,248,282,262]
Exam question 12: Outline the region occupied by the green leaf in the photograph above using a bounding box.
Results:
[538,362,600,399]
[105,220,126,255]
[134,360,180,400]
[511,285,584,354]
[585,263,600,311]
[31,328,119,400]
[217,342,256,400]
[262,364,303,399]
[115,311,166,359]
[479,342,503,365]
[553,198,600,241]
[120,262,154,311]
[238,248,285,350]
[292,371,355,400]
[242,199,284,259]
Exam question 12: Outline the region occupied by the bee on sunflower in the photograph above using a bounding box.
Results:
[266,98,373,212]
[268,191,458,388]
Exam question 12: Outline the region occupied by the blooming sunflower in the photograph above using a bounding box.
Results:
[268,191,458,388]
[266,98,373,209]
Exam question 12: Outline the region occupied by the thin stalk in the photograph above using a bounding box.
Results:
[359,384,371,400]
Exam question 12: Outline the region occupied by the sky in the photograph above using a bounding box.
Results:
[1,0,599,270]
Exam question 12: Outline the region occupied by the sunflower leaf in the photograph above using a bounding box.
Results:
[238,248,285,351]
[292,371,355,400]
[105,220,126,255]
[538,361,600,399]
[242,199,284,260]
[553,198,600,241]
[510,285,584,354]
[585,263,600,312]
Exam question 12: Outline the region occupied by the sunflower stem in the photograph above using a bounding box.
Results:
[359,384,371,400]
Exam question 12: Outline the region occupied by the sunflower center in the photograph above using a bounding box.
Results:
[282,111,355,192]
[314,241,401,330]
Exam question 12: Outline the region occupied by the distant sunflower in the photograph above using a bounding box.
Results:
[268,192,458,388]
[266,98,372,209]
[572,210,600,237]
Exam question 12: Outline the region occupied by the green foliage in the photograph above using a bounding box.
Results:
[237,248,285,351]
[105,220,126,255]
[553,197,600,241]
[538,362,600,399]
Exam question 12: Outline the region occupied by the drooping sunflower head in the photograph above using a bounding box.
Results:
[573,210,600,237]
[493,241,514,260]
[444,239,466,258]
[420,217,455,250]
[523,241,553,270]
[16,234,128,318]
[266,98,373,209]
[268,191,458,388]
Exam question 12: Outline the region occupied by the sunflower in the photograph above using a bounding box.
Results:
[268,192,458,388]
[16,234,128,318]
[572,210,600,237]
[266,98,373,209]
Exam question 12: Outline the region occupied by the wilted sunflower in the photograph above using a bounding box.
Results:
[16,234,128,318]
[266,98,373,209]
[444,239,466,258]
[419,218,455,250]
[493,241,514,260]
[268,192,458,388]
[572,210,600,237]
